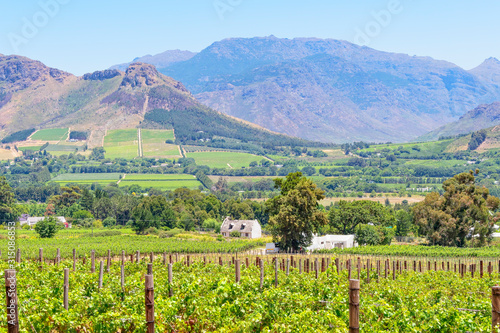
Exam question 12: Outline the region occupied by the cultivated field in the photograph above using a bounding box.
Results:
[30,128,69,141]
[186,151,266,168]
[103,129,139,160]
[119,173,201,190]
[141,129,180,158]
[50,173,122,185]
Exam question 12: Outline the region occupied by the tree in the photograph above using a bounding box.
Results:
[34,216,59,238]
[0,176,15,223]
[131,195,177,233]
[413,171,500,247]
[328,200,396,234]
[267,173,328,251]
[395,209,412,236]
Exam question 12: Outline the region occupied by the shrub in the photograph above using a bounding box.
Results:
[34,216,58,238]
[230,231,241,238]
[159,228,184,238]
[93,220,103,229]
[145,227,158,235]
[216,234,224,242]
[103,217,117,227]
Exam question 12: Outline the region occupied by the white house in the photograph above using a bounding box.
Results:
[307,235,357,251]
[220,217,261,239]
[20,216,69,228]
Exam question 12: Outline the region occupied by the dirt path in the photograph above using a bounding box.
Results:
[117,173,126,184]
[137,129,143,157]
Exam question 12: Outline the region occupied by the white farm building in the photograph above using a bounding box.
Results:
[220,217,262,239]
[307,235,357,251]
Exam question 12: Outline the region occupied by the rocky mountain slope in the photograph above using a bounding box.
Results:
[0,54,304,148]
[419,102,500,141]
[110,50,196,72]
[116,37,500,143]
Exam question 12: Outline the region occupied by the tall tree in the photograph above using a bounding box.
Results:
[0,176,15,223]
[267,173,327,251]
[413,171,500,247]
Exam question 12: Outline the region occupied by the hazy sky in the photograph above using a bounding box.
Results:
[0,0,498,75]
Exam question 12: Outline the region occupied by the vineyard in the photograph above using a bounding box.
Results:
[2,252,500,332]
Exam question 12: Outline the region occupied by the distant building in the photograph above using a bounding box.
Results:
[307,235,357,251]
[20,216,69,228]
[220,217,261,239]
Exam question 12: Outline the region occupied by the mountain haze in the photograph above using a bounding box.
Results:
[116,36,500,143]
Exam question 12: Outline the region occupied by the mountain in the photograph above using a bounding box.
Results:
[110,50,196,72]
[469,57,500,86]
[116,37,500,143]
[0,54,308,149]
[418,102,500,141]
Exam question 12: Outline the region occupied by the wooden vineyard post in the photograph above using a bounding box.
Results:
[147,263,153,275]
[107,250,111,273]
[384,261,387,279]
[98,261,104,289]
[286,258,290,276]
[392,261,396,280]
[150,252,154,263]
[187,255,190,267]
[72,249,76,272]
[321,258,326,273]
[246,257,249,268]
[56,248,60,265]
[5,269,19,333]
[481,261,484,279]
[121,265,125,301]
[219,256,223,266]
[367,259,370,283]
[145,273,155,333]
[315,258,318,279]
[15,248,20,264]
[274,257,278,287]
[357,257,361,280]
[39,248,43,270]
[122,250,125,266]
[91,250,95,273]
[168,263,173,297]
[136,251,140,263]
[63,268,69,310]
[349,279,360,333]
[299,259,302,274]
[348,259,352,280]
[492,285,500,332]
[163,252,167,266]
[259,259,264,290]
[235,260,241,283]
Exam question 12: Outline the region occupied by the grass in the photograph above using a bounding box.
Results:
[186,151,265,168]
[124,174,196,180]
[104,129,138,160]
[30,128,69,141]
[18,146,42,152]
[141,129,180,157]
[119,180,201,190]
[0,149,15,160]
[51,173,123,181]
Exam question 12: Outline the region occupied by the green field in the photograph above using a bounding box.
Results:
[186,151,266,168]
[30,128,69,141]
[18,146,42,152]
[124,174,196,180]
[119,180,201,190]
[104,129,138,159]
[141,129,180,157]
[51,173,123,181]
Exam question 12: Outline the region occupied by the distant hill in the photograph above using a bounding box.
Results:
[110,50,197,72]
[114,37,500,143]
[419,102,500,141]
[0,54,309,149]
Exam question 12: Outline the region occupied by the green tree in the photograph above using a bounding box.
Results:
[413,171,500,247]
[328,200,396,234]
[0,176,15,223]
[395,209,413,236]
[267,172,328,251]
[34,216,59,238]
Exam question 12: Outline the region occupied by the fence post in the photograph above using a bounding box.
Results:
[107,250,111,273]
[349,279,360,333]
[235,260,241,283]
[63,268,69,310]
[259,259,264,290]
[493,285,500,332]
[286,258,290,276]
[72,249,76,272]
[315,258,319,279]
[39,248,43,270]
[145,274,155,333]
[5,269,19,333]
[121,265,125,301]
[98,261,104,289]
[91,250,95,273]
[147,263,153,275]
[274,257,278,287]
[168,263,173,297]
[299,259,302,274]
[56,248,60,265]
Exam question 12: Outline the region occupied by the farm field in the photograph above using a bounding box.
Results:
[30,128,69,141]
[141,129,180,158]
[50,173,122,186]
[119,180,201,190]
[4,253,498,332]
[124,174,196,180]
[0,148,16,160]
[186,151,266,168]
[319,195,426,206]
[207,175,280,183]
[103,129,138,160]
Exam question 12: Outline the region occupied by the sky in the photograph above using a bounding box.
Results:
[0,0,499,75]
